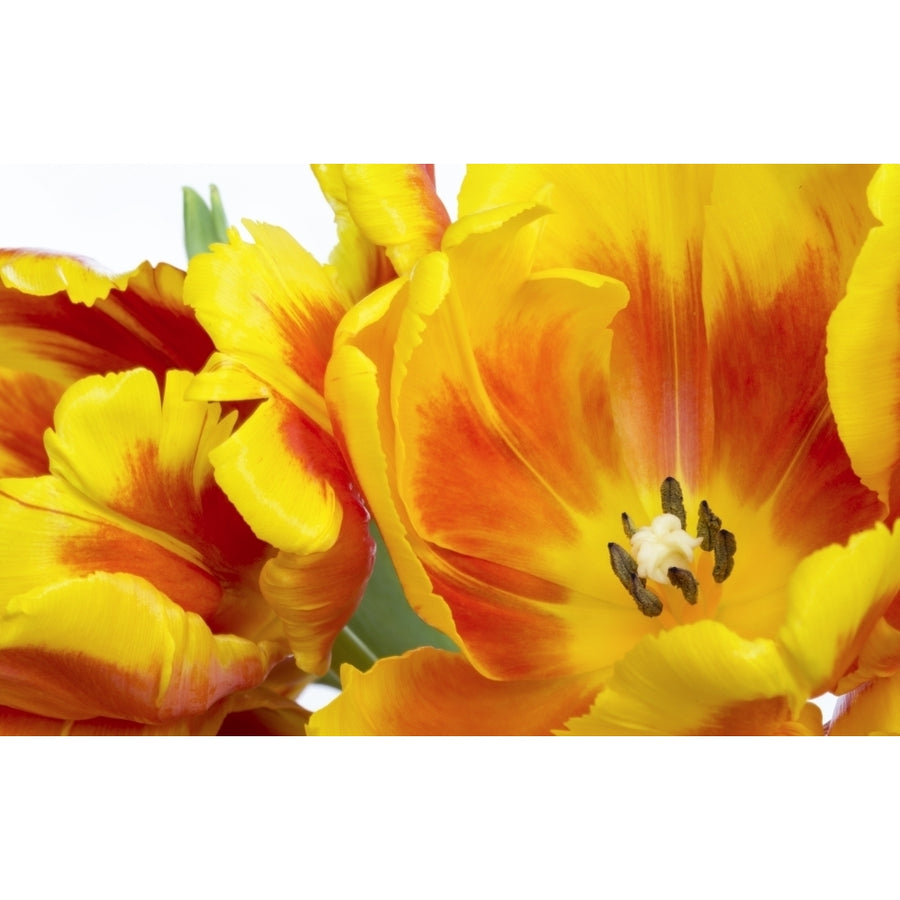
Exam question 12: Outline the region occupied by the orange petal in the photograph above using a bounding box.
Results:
[307,647,604,735]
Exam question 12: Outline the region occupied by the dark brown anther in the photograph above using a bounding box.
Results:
[621,512,637,539]
[712,529,737,583]
[661,477,687,529]
[696,500,722,552]
[608,542,663,617]
[667,566,699,605]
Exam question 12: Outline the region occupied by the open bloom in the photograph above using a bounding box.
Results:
[0,250,369,733]
[310,165,900,735]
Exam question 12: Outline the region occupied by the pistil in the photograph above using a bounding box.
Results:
[609,478,738,616]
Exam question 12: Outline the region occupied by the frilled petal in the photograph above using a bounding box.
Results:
[560,621,819,735]
[826,164,900,515]
[0,367,63,477]
[307,647,604,736]
[318,165,450,277]
[0,368,270,625]
[777,522,900,697]
[0,251,213,384]
[0,572,280,723]
[184,221,353,433]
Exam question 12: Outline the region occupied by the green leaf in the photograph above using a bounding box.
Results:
[183,184,229,260]
[324,522,457,684]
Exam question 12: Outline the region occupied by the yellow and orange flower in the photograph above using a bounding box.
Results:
[309,164,900,735]
[0,249,372,734]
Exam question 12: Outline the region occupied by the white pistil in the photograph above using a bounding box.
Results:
[629,513,702,584]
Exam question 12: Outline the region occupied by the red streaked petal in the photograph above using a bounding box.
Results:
[0,252,213,384]
[307,647,604,735]
[0,367,63,478]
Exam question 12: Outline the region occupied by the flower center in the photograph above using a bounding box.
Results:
[607,477,737,617]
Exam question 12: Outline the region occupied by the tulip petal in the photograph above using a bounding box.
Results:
[208,395,348,557]
[560,620,814,735]
[307,646,604,735]
[0,252,213,384]
[826,164,900,515]
[311,164,396,302]
[0,572,280,723]
[702,166,881,554]
[258,500,374,676]
[184,221,352,433]
[778,522,900,696]
[329,164,450,276]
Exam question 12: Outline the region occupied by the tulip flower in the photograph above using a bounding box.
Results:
[0,250,370,733]
[310,165,900,734]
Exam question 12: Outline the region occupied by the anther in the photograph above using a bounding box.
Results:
[621,512,637,539]
[608,542,663,617]
[667,566,699,605]
[696,500,722,552]
[712,529,737,583]
[661,476,687,529]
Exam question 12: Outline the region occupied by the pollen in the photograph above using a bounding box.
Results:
[630,513,703,584]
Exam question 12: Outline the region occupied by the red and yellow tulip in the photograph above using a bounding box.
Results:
[0,248,372,734]
[308,165,900,734]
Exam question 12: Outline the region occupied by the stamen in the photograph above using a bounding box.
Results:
[696,500,722,552]
[608,543,663,617]
[621,512,637,539]
[712,529,737,583]
[661,476,687,529]
[667,566,699,605]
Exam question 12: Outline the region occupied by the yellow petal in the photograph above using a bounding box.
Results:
[826,164,900,511]
[0,248,129,303]
[0,572,280,723]
[307,647,604,736]
[335,164,450,276]
[777,522,900,697]
[208,396,345,556]
[184,221,351,433]
[560,621,808,735]
[310,163,395,302]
